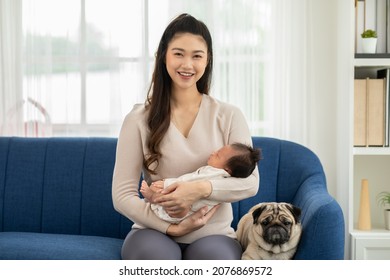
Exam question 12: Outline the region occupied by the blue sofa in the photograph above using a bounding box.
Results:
[0,136,345,260]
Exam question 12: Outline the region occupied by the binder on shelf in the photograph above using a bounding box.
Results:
[367,78,386,146]
[377,68,390,147]
[354,77,387,147]
[354,79,367,146]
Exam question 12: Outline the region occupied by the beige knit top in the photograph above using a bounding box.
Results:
[112,95,259,243]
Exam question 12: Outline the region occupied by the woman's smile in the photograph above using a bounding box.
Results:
[165,32,208,91]
[178,71,195,77]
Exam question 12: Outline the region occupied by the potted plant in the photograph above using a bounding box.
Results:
[361,29,377,54]
[377,191,390,230]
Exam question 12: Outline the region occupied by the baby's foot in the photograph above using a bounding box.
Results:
[140,180,154,201]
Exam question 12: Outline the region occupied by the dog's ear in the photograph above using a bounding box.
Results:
[252,205,266,224]
[286,204,301,223]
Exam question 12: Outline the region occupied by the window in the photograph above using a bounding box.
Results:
[22,0,269,136]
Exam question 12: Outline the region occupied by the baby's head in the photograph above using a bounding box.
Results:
[207,143,262,178]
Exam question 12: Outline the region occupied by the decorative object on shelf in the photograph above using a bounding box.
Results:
[377,191,390,230]
[358,179,372,230]
[361,29,377,53]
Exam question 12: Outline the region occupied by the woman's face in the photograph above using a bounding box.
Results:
[165,32,208,92]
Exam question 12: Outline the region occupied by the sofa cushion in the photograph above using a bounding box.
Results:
[0,232,123,260]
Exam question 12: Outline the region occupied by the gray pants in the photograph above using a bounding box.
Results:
[121,229,242,260]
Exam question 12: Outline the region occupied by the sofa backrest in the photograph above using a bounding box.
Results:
[0,136,325,238]
[0,137,131,239]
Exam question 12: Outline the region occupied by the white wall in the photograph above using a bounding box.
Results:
[305,0,338,197]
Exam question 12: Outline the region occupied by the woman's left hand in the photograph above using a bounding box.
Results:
[166,204,220,237]
[153,181,212,218]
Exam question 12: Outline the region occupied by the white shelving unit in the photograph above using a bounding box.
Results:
[355,58,390,67]
[353,147,390,156]
[351,229,390,260]
[351,55,390,259]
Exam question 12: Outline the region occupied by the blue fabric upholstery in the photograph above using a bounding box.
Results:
[0,136,344,259]
[0,232,123,260]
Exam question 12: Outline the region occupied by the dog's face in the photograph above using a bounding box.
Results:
[251,202,301,246]
[236,202,302,259]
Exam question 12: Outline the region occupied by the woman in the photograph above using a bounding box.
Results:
[112,13,259,260]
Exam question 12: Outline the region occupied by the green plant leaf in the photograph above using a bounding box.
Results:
[361,29,377,38]
[377,191,390,208]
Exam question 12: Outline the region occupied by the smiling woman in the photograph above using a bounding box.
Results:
[112,13,260,260]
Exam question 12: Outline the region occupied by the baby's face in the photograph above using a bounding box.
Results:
[207,145,236,169]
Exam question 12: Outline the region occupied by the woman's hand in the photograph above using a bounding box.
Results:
[166,204,220,237]
[153,181,212,218]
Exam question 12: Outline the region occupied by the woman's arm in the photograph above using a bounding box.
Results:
[111,109,170,232]
[208,167,259,202]
[208,105,260,202]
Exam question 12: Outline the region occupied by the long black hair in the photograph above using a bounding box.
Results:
[144,13,213,174]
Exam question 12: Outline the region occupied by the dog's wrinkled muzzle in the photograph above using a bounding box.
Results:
[264,225,290,245]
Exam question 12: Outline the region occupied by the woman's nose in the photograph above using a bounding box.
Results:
[181,57,192,68]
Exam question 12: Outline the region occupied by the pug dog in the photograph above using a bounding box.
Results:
[236,202,302,260]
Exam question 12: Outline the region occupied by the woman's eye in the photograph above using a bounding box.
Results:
[174,53,183,57]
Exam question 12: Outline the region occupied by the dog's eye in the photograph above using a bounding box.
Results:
[261,220,269,226]
[283,220,292,226]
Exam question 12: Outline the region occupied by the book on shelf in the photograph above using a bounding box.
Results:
[354,77,387,147]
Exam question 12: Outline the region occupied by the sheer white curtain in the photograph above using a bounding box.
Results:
[268,0,309,145]
[0,0,24,136]
[269,0,340,199]
[269,1,339,152]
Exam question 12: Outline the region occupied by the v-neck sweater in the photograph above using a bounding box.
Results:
[112,94,260,243]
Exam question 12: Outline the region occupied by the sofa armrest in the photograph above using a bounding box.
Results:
[292,175,345,260]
